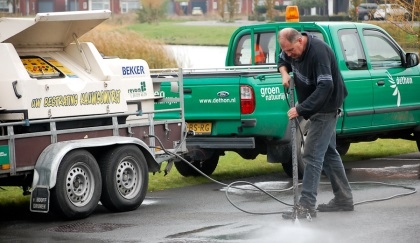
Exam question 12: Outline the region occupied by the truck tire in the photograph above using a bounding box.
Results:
[99,145,148,212]
[281,119,309,179]
[415,132,420,151]
[336,142,350,156]
[282,121,350,179]
[175,154,219,177]
[50,149,102,220]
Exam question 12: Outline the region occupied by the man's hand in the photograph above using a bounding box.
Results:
[282,75,291,88]
[287,107,299,120]
[279,66,291,88]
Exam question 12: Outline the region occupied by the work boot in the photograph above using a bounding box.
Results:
[317,198,354,212]
[282,204,317,220]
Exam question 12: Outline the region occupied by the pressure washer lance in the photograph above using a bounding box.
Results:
[288,78,302,223]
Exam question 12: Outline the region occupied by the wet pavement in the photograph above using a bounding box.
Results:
[0,153,419,243]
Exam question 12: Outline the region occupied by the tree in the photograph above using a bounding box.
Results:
[253,0,259,20]
[218,0,227,21]
[349,0,362,21]
[265,0,275,22]
[383,0,420,54]
[137,0,167,24]
[292,0,325,15]
[227,0,237,22]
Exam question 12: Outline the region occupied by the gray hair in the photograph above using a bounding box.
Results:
[280,28,302,43]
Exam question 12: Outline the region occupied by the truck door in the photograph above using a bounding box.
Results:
[362,29,420,127]
[336,29,374,133]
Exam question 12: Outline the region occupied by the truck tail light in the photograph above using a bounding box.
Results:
[240,85,255,114]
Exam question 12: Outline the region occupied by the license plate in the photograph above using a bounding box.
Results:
[187,122,212,135]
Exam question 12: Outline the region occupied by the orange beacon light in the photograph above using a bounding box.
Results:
[285,5,300,22]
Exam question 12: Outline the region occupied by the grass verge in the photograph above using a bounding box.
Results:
[120,20,418,50]
[343,138,418,162]
[125,22,238,46]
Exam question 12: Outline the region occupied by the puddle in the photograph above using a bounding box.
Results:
[165,223,336,243]
[46,222,135,233]
[347,164,420,180]
[142,199,159,205]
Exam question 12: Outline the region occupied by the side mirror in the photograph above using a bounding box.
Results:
[405,53,419,68]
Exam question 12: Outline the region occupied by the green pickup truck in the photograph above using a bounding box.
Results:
[155,21,420,178]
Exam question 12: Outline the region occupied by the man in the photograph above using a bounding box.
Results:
[277,28,354,219]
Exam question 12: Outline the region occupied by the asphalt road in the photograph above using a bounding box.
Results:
[0,153,419,243]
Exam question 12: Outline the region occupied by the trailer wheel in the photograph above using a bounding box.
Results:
[99,145,148,212]
[51,149,102,220]
[281,119,308,179]
[175,154,219,177]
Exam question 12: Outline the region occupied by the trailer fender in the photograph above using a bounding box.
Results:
[32,136,159,189]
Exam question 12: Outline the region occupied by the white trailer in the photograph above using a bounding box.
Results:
[0,10,187,219]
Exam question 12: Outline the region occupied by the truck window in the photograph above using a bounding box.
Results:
[338,29,367,70]
[235,32,276,65]
[307,31,324,41]
[234,30,324,66]
[235,35,250,65]
[276,30,324,59]
[363,29,402,69]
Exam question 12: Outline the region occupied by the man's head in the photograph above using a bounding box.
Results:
[278,28,305,59]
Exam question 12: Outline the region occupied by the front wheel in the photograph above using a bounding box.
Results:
[50,149,102,220]
[336,142,350,156]
[175,153,219,177]
[415,132,420,151]
[99,145,148,212]
[281,119,309,179]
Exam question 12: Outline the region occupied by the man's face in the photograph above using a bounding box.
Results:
[279,36,304,59]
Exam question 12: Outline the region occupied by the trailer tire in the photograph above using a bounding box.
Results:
[99,145,148,212]
[175,154,219,177]
[281,119,308,179]
[50,149,102,220]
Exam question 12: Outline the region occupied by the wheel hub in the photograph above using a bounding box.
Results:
[66,163,93,206]
[116,159,138,198]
